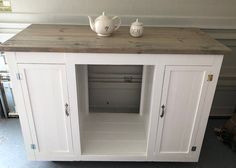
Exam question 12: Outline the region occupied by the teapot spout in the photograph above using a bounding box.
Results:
[88,16,95,32]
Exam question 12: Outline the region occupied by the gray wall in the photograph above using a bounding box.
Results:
[1,0,236,28]
[10,0,236,17]
[206,30,236,116]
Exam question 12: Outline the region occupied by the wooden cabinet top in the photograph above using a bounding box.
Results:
[1,24,230,54]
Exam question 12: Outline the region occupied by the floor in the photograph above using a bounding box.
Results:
[0,118,235,168]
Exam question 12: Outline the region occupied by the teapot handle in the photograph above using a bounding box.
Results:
[112,16,121,31]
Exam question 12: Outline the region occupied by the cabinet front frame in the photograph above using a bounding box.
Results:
[5,52,223,162]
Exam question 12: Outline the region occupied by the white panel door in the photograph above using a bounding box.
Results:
[18,64,74,160]
[155,66,210,161]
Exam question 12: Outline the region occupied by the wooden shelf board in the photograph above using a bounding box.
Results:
[81,113,147,155]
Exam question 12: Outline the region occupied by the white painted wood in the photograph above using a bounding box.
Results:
[15,52,65,64]
[139,66,147,116]
[65,53,215,66]
[86,65,142,113]
[193,55,224,162]
[82,140,146,155]
[75,64,153,158]
[17,64,74,160]
[84,65,89,115]
[80,154,147,161]
[140,66,155,138]
[75,65,89,115]
[146,65,165,161]
[64,61,82,160]
[7,52,224,162]
[81,113,147,155]
[3,53,207,66]
[5,52,35,160]
[88,82,141,113]
[73,64,89,159]
[155,66,211,162]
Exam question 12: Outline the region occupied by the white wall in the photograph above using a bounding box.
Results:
[0,0,235,28]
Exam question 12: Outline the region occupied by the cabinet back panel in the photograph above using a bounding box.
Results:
[88,65,143,113]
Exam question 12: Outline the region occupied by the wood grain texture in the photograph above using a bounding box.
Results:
[0,24,231,54]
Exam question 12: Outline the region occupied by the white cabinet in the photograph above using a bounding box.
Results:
[2,24,228,162]
[155,66,211,161]
[6,52,223,162]
[18,64,74,160]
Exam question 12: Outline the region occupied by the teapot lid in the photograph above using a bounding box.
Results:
[97,11,109,20]
[132,18,143,26]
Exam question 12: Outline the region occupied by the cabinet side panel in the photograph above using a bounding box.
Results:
[141,66,155,137]
[5,52,35,160]
[75,65,89,154]
[193,55,224,161]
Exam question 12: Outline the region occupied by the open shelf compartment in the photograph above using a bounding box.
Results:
[75,65,155,155]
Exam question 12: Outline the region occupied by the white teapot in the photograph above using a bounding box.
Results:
[88,12,121,36]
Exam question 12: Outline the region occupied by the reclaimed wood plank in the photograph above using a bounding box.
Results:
[0,24,231,54]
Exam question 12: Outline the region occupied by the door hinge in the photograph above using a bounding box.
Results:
[207,74,213,81]
[16,73,22,80]
[30,144,36,150]
[191,146,197,152]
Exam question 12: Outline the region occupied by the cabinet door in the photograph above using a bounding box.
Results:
[155,66,210,161]
[18,64,74,160]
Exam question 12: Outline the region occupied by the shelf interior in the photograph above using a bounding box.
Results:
[75,64,155,156]
[81,113,147,155]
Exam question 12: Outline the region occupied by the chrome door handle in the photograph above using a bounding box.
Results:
[65,103,69,116]
[160,105,165,118]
